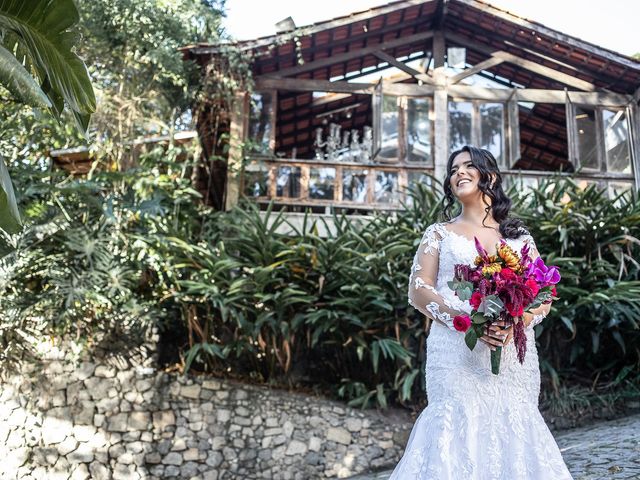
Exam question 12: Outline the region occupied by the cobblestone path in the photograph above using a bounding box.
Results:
[347,413,640,480]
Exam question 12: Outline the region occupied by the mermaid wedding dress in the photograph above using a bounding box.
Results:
[389,222,573,479]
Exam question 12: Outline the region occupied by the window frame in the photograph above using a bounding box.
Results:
[447,97,513,169]
[567,102,634,174]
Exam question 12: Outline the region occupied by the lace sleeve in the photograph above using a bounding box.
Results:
[522,233,550,328]
[408,223,471,332]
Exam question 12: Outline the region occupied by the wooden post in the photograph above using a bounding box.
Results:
[433,31,446,69]
[433,68,449,190]
[224,91,248,211]
[630,101,640,192]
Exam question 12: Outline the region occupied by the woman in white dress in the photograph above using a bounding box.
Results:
[389,146,573,479]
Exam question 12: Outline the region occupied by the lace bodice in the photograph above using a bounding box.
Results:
[408,222,547,332]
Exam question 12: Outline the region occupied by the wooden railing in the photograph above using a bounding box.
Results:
[242,156,636,211]
[242,156,435,210]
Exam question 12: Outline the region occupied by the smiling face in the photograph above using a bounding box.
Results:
[449,151,480,199]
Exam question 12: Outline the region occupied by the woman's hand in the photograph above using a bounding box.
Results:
[480,320,514,350]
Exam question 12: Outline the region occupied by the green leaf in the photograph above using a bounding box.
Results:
[447,279,473,301]
[183,343,202,373]
[400,369,419,401]
[0,44,51,108]
[465,327,478,350]
[0,155,21,234]
[0,0,96,127]
[477,295,504,318]
[376,384,387,408]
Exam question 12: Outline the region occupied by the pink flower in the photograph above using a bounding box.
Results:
[453,314,472,332]
[526,257,561,286]
[469,292,483,310]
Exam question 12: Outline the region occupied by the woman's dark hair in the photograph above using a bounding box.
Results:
[440,145,528,239]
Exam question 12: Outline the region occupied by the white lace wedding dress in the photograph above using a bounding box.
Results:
[389,222,573,479]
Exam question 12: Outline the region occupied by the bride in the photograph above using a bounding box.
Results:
[389,146,573,479]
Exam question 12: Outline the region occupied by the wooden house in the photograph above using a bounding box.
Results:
[181,0,640,216]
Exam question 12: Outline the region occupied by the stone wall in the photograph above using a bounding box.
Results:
[0,343,413,479]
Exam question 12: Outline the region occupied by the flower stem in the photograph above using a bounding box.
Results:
[491,345,502,375]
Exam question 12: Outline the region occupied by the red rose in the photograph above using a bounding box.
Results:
[551,286,557,297]
[453,314,472,332]
[469,292,483,310]
[499,268,517,281]
[525,277,540,297]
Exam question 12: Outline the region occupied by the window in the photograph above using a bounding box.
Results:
[407,98,432,163]
[247,91,275,154]
[569,104,633,175]
[449,100,506,165]
[378,95,400,160]
[373,90,434,164]
[603,109,632,174]
[575,106,599,170]
[342,168,369,202]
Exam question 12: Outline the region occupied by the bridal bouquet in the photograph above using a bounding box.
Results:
[447,237,560,374]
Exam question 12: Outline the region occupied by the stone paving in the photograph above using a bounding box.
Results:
[347,413,640,480]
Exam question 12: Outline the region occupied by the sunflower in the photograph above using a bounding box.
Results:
[482,263,502,276]
[497,243,522,273]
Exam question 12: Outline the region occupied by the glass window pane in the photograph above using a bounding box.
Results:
[276,166,301,197]
[506,175,539,198]
[379,95,399,159]
[244,163,269,197]
[603,109,632,174]
[407,98,432,163]
[248,92,273,154]
[342,168,369,202]
[480,103,504,164]
[449,101,472,153]
[608,181,633,206]
[309,167,335,200]
[407,171,433,190]
[404,171,433,206]
[374,171,399,203]
[575,106,598,169]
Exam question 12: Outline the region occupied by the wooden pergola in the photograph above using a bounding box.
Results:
[182,0,640,214]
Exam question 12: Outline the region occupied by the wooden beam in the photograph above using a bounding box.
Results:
[492,51,596,92]
[449,55,505,84]
[433,70,448,184]
[310,68,434,107]
[445,32,597,91]
[433,0,449,29]
[257,75,631,105]
[433,31,445,69]
[264,30,434,78]
[522,89,630,106]
[255,77,373,94]
[372,50,435,84]
[630,102,640,192]
[452,0,640,72]
[373,50,421,77]
[225,92,248,211]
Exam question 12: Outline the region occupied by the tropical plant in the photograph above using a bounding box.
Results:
[0,0,96,233]
[0,143,202,368]
[147,176,640,410]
